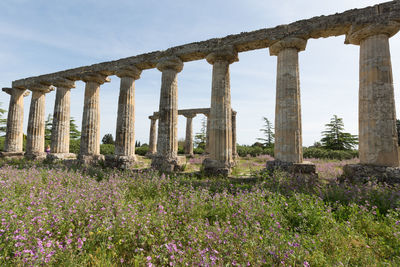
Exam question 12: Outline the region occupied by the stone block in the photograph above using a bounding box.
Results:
[266,160,316,174]
[151,155,186,173]
[342,164,400,184]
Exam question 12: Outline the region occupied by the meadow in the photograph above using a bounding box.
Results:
[0,156,399,266]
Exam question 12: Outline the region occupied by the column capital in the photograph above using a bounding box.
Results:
[232,110,237,116]
[156,56,183,73]
[50,78,76,89]
[29,84,54,94]
[115,66,142,79]
[81,73,111,84]
[183,113,196,119]
[206,46,238,65]
[269,37,307,56]
[149,115,158,120]
[345,21,400,45]
[2,87,30,97]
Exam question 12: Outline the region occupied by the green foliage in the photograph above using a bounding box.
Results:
[69,118,81,140]
[303,147,358,160]
[102,134,114,145]
[69,139,80,154]
[0,163,399,266]
[100,144,115,155]
[237,145,274,157]
[257,117,274,147]
[0,102,6,135]
[0,136,4,151]
[135,145,149,156]
[193,147,204,154]
[45,114,53,143]
[194,116,207,149]
[321,115,358,150]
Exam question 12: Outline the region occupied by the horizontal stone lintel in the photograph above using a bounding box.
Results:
[11,0,400,89]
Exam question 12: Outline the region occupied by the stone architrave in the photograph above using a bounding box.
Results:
[202,47,238,176]
[147,115,158,156]
[26,84,54,159]
[232,111,238,159]
[267,37,315,174]
[345,21,400,167]
[79,73,110,163]
[106,66,142,168]
[151,56,185,172]
[0,88,29,157]
[184,113,196,156]
[48,78,76,160]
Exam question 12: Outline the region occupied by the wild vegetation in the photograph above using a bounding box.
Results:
[0,156,399,266]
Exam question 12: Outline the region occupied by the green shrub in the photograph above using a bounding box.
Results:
[236,145,274,157]
[303,147,358,160]
[69,139,80,154]
[100,144,115,155]
[0,136,4,151]
[193,147,204,154]
[135,146,149,156]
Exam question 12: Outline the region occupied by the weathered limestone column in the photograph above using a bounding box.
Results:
[147,115,158,156]
[267,37,315,174]
[184,114,195,156]
[26,85,54,159]
[205,112,210,154]
[346,22,400,166]
[0,88,29,158]
[151,57,185,172]
[232,110,238,159]
[48,79,76,160]
[343,22,400,182]
[202,47,238,176]
[107,67,142,168]
[79,73,110,163]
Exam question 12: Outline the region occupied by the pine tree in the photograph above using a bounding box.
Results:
[45,114,53,142]
[257,117,274,148]
[70,118,81,140]
[102,134,114,144]
[321,115,358,150]
[194,116,207,149]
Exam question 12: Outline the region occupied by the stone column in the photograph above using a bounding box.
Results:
[202,47,238,176]
[343,22,400,174]
[0,88,29,158]
[79,73,110,163]
[205,112,210,154]
[184,114,195,156]
[266,37,315,174]
[151,57,185,172]
[48,79,76,160]
[232,110,238,159]
[26,85,54,159]
[108,67,142,168]
[147,115,158,156]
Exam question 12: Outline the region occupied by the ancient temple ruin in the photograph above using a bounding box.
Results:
[1,1,400,176]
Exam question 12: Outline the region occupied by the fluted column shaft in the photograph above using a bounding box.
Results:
[115,68,141,159]
[3,88,28,153]
[26,86,53,158]
[270,37,307,163]
[79,74,109,158]
[203,47,238,174]
[184,115,195,155]
[155,58,182,158]
[51,84,74,154]
[232,111,237,158]
[346,22,400,166]
[148,116,157,155]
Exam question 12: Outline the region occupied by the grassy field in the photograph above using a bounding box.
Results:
[0,156,399,266]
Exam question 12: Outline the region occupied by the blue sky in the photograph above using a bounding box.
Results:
[0,0,399,146]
